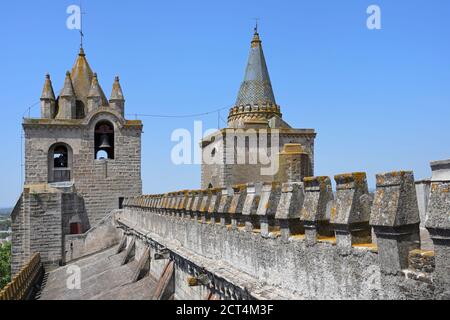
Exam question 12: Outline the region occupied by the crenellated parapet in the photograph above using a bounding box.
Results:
[119,163,450,299]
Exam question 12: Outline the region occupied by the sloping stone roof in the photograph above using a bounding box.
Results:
[37,246,157,300]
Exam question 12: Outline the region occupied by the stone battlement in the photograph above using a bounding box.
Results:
[117,165,450,299]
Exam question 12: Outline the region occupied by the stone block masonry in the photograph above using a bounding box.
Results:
[119,161,450,300]
[23,114,142,227]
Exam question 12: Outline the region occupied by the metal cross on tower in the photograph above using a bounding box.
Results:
[79,1,87,48]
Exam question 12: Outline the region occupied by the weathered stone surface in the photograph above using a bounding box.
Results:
[38,246,157,300]
[416,180,431,228]
[426,182,450,230]
[207,189,222,214]
[228,185,247,215]
[371,171,421,274]
[277,144,311,183]
[256,182,282,217]
[425,160,450,296]
[408,250,435,274]
[431,159,450,182]
[332,173,370,225]
[114,208,438,300]
[275,182,304,220]
[242,183,262,216]
[331,173,371,250]
[301,177,334,244]
[65,211,121,263]
[371,171,420,227]
[217,187,233,214]
[301,177,333,223]
[184,192,194,213]
[199,190,212,213]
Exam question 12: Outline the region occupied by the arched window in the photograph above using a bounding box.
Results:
[54,146,68,168]
[94,121,114,160]
[48,144,72,183]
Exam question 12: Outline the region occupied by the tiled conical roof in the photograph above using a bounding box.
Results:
[235,31,276,106]
[228,29,282,128]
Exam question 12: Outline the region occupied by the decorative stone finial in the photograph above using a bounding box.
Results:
[40,73,56,118]
[88,73,102,98]
[110,75,125,101]
[60,71,75,97]
[41,73,56,101]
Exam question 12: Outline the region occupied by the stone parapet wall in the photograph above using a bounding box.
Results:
[64,212,121,263]
[118,166,450,299]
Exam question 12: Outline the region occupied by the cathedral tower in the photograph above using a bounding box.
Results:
[201,29,316,188]
[12,48,143,273]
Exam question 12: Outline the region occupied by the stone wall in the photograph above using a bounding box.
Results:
[11,185,93,274]
[201,128,316,189]
[64,211,121,263]
[117,164,450,300]
[23,111,142,227]
[12,189,63,274]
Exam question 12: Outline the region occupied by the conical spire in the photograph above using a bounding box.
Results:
[41,74,55,100]
[228,29,282,128]
[235,29,276,106]
[110,76,125,101]
[60,71,76,97]
[70,48,95,106]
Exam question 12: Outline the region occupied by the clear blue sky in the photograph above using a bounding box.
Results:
[0,0,449,207]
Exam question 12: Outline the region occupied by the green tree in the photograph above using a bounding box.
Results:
[0,242,11,289]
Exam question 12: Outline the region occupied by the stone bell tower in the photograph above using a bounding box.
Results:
[11,47,143,273]
[201,28,317,189]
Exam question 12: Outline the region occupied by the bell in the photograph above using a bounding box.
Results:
[99,134,112,149]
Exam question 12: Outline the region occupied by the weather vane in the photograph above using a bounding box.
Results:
[79,1,87,48]
[254,18,259,33]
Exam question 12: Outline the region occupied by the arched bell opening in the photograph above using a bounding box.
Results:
[48,143,73,183]
[94,121,115,160]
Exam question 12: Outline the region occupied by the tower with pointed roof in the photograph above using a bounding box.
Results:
[201,29,316,188]
[12,48,143,273]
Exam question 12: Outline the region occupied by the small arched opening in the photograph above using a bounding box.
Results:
[94,121,115,160]
[48,143,73,183]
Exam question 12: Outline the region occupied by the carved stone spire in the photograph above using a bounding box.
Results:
[87,73,107,113]
[57,71,76,119]
[41,74,56,100]
[40,74,56,118]
[110,76,125,116]
[60,71,76,98]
